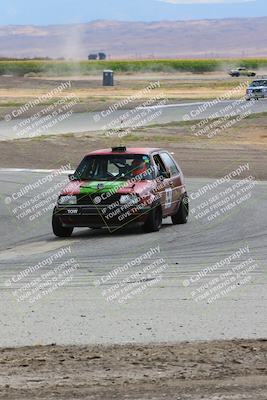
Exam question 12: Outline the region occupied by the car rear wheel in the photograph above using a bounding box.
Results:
[172,194,189,225]
[143,205,162,233]
[52,212,73,237]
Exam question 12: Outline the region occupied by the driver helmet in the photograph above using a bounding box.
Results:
[131,159,148,177]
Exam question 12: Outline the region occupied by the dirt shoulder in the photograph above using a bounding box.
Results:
[0,113,267,180]
[0,339,266,400]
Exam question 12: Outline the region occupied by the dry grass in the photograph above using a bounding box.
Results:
[0,73,251,119]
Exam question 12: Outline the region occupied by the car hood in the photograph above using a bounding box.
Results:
[60,180,154,196]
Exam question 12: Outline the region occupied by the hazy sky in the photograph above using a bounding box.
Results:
[0,0,266,25]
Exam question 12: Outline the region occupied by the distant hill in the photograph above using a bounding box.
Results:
[0,17,267,59]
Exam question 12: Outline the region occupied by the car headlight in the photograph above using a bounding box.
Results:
[58,195,77,205]
[120,195,139,205]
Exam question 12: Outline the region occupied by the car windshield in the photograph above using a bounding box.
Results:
[250,80,267,87]
[73,154,154,181]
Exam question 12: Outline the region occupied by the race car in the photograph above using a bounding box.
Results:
[52,147,189,237]
[246,79,267,100]
[228,67,256,78]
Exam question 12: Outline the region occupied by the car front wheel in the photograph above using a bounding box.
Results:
[52,212,73,237]
[143,205,162,233]
[172,194,189,225]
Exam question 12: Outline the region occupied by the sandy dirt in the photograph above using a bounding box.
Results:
[0,339,266,400]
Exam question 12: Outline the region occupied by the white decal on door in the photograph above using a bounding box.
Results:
[165,188,172,209]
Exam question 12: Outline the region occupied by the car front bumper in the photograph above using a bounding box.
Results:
[54,204,152,228]
[246,90,266,99]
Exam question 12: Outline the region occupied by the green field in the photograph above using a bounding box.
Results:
[0,58,267,76]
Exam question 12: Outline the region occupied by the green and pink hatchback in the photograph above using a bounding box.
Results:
[52,146,189,236]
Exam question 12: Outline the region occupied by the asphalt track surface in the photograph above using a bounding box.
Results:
[0,169,266,347]
[0,98,267,140]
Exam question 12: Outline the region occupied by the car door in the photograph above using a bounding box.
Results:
[159,152,184,214]
[152,153,176,216]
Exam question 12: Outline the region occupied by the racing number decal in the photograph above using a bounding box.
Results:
[165,188,172,209]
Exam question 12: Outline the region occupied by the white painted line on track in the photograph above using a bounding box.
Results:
[137,99,240,110]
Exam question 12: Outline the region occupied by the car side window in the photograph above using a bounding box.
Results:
[160,153,180,176]
[153,154,167,177]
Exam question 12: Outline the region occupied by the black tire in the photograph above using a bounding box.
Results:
[171,194,189,225]
[52,212,73,237]
[143,205,162,233]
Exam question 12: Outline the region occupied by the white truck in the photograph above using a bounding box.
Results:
[246,78,267,100]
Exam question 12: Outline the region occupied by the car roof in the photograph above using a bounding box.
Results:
[86,147,163,156]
